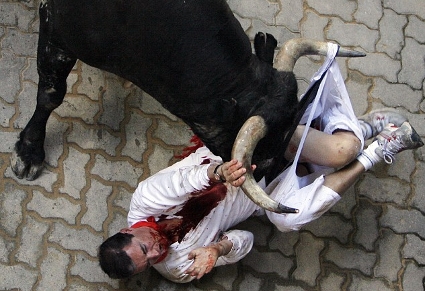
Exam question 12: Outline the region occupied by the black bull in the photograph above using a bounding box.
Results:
[11,0,364,213]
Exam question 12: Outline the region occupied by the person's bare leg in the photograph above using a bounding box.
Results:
[285,125,361,169]
[322,160,365,194]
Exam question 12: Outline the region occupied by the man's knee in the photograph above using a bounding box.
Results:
[328,133,362,168]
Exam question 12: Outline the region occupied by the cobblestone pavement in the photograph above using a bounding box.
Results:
[1,0,425,290]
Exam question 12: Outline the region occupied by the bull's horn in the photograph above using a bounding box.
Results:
[274,38,366,71]
[231,115,299,214]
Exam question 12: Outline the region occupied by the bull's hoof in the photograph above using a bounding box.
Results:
[10,151,44,181]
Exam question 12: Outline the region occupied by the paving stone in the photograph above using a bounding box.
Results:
[293,232,324,286]
[4,166,57,193]
[55,95,99,124]
[354,200,381,251]
[238,273,262,291]
[121,111,152,162]
[406,15,425,44]
[354,0,382,29]
[37,247,70,291]
[112,186,133,212]
[148,145,176,175]
[269,228,299,256]
[67,123,121,157]
[330,185,357,220]
[247,19,298,46]
[348,274,392,291]
[411,161,425,212]
[325,241,376,276]
[275,285,306,291]
[404,234,425,265]
[2,28,38,57]
[371,78,422,113]
[348,53,400,83]
[380,205,425,239]
[300,10,328,41]
[49,222,103,257]
[383,0,425,19]
[374,228,404,282]
[0,50,26,103]
[0,182,27,236]
[128,91,179,121]
[398,38,425,90]
[81,179,112,231]
[387,151,416,182]
[227,0,279,25]
[15,215,49,268]
[44,117,68,168]
[22,57,37,83]
[70,253,119,287]
[0,101,15,127]
[212,263,238,290]
[242,247,293,277]
[98,76,129,131]
[319,271,346,291]
[303,214,353,244]
[0,131,19,152]
[376,9,407,59]
[27,190,81,224]
[0,264,38,291]
[154,119,193,147]
[327,18,379,52]
[345,74,371,117]
[14,81,37,129]
[59,147,90,199]
[236,217,272,247]
[402,261,425,291]
[77,63,105,101]
[275,0,303,32]
[91,154,143,188]
[357,173,409,205]
[107,211,128,236]
[306,0,355,21]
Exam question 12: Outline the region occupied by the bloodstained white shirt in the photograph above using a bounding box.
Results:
[127,147,260,283]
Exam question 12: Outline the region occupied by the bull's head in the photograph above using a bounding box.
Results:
[232,38,365,214]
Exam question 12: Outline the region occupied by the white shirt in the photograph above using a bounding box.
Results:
[127,147,260,283]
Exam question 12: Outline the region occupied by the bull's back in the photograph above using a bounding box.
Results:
[48,0,253,105]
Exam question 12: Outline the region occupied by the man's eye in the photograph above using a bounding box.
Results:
[140,244,147,255]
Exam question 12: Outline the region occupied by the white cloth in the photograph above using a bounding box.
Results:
[265,43,363,231]
[128,147,259,283]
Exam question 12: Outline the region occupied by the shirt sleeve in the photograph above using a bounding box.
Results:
[215,230,254,266]
[127,163,212,225]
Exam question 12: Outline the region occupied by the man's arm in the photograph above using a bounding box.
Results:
[184,230,253,279]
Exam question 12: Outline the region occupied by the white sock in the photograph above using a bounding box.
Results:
[356,140,382,171]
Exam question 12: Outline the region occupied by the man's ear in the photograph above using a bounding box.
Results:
[120,228,132,234]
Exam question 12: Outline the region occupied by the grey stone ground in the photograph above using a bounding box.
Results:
[1,0,425,290]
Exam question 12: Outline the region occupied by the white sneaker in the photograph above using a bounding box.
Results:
[358,108,407,140]
[375,122,424,164]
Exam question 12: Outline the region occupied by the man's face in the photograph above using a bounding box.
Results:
[120,227,168,274]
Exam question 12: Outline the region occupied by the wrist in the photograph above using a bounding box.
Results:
[213,164,226,182]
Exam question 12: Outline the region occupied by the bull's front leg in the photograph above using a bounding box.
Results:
[254,32,277,65]
[11,3,76,180]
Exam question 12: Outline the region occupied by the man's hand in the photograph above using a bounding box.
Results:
[221,160,256,187]
[185,239,232,279]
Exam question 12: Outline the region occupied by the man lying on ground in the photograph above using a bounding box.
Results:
[98,107,423,283]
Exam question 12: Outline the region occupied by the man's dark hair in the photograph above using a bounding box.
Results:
[98,232,136,279]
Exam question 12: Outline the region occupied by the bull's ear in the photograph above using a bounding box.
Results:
[254,32,277,65]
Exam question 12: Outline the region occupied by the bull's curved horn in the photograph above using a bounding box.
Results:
[273,38,366,71]
[231,115,299,214]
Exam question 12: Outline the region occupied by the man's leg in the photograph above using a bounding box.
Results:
[285,108,411,169]
[325,121,424,195]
